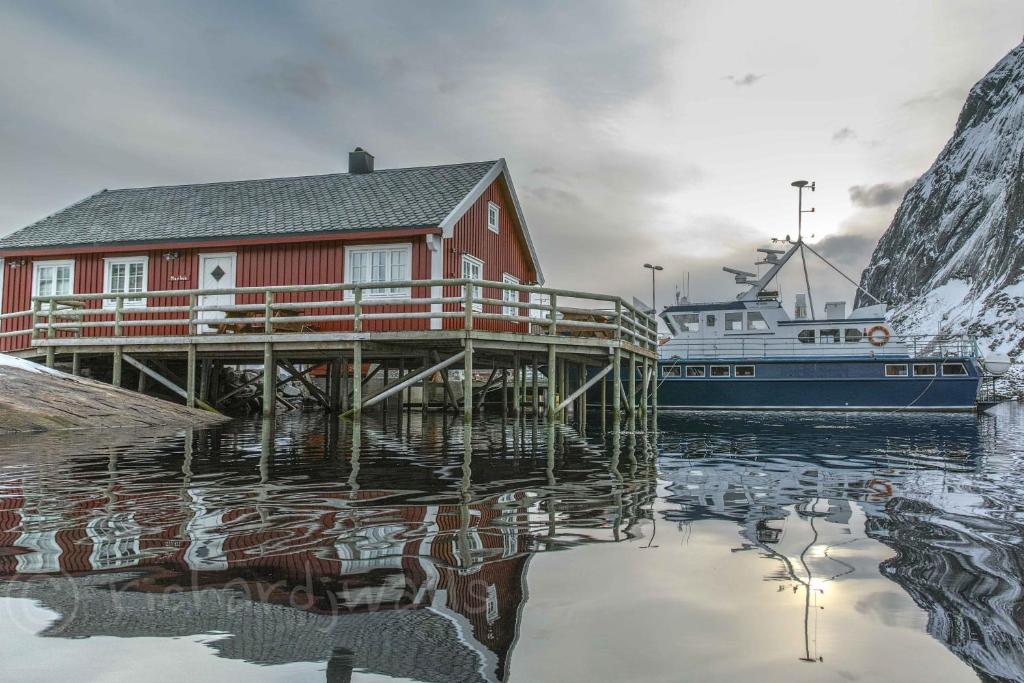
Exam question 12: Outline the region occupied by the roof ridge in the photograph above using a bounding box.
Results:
[104,159,501,193]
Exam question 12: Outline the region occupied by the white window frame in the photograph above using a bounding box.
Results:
[487,201,500,234]
[502,273,520,317]
[885,363,909,377]
[685,365,706,378]
[103,255,149,309]
[32,259,75,310]
[941,362,968,376]
[710,365,731,378]
[912,363,936,377]
[344,243,413,300]
[734,365,756,378]
[461,254,484,312]
[662,365,682,378]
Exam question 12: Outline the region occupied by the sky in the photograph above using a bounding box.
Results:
[1,0,1022,315]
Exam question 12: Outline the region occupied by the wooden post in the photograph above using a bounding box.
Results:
[601,363,607,433]
[188,294,198,336]
[72,352,81,377]
[45,307,56,368]
[199,360,212,403]
[579,362,587,433]
[264,291,274,333]
[137,367,146,393]
[628,353,637,426]
[352,341,362,419]
[512,354,521,418]
[340,355,350,412]
[329,360,341,414]
[559,361,567,420]
[186,344,197,409]
[531,354,539,416]
[262,342,275,419]
[612,347,622,424]
[546,344,557,423]
[501,369,508,416]
[641,357,650,414]
[463,339,474,421]
[652,359,659,415]
[548,293,558,336]
[421,353,430,416]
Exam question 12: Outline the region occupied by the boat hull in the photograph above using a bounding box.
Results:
[595,357,982,412]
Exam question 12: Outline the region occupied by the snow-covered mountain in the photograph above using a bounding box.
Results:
[857,42,1024,357]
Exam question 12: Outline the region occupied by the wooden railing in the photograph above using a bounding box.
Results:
[3,278,658,352]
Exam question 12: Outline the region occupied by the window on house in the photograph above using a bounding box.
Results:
[820,329,840,344]
[502,273,520,317]
[33,260,75,308]
[461,254,484,312]
[798,329,816,344]
[706,314,716,328]
[735,365,755,377]
[845,328,864,343]
[710,365,730,377]
[746,311,769,330]
[487,201,500,233]
[685,365,705,378]
[346,244,412,298]
[913,363,936,376]
[885,364,908,377]
[104,257,148,308]
[724,312,743,331]
[662,365,682,378]
[942,362,968,376]
[673,313,699,333]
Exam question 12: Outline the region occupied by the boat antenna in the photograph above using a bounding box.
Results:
[791,180,816,319]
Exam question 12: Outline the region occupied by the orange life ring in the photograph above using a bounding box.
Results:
[867,325,890,347]
[867,479,894,499]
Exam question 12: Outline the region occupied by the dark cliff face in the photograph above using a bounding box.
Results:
[857,42,1024,356]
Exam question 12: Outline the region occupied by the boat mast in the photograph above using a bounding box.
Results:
[792,180,816,319]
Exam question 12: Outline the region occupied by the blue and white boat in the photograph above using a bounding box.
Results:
[654,183,986,412]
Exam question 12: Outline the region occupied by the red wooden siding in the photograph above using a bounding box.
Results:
[443,177,538,332]
[0,177,540,350]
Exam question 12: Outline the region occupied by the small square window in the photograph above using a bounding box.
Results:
[885,364,908,377]
[845,328,864,343]
[706,314,716,328]
[710,365,730,377]
[487,201,500,233]
[685,366,705,378]
[662,365,682,378]
[673,313,699,333]
[724,312,743,331]
[820,329,840,344]
[941,362,967,376]
[734,365,755,377]
[913,363,936,376]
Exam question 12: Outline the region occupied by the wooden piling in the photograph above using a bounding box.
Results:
[546,344,557,423]
[186,344,197,409]
[612,347,622,424]
[352,342,362,419]
[112,348,123,388]
[531,355,539,416]
[463,339,474,421]
[512,354,521,418]
[262,342,274,419]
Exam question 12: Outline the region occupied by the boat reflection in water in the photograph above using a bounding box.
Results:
[656,408,1024,679]
[0,407,1023,681]
[0,415,656,683]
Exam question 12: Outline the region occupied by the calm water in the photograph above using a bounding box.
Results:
[1,404,1023,682]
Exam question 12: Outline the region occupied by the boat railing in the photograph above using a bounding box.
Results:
[660,333,978,360]
[1,278,659,353]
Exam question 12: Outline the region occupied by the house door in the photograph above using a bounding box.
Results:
[198,252,236,332]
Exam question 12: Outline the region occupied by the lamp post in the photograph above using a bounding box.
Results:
[643,263,663,314]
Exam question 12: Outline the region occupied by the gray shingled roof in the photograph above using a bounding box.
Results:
[0,160,498,250]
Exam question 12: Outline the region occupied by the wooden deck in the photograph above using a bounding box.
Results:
[4,278,659,427]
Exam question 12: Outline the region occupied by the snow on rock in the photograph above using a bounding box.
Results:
[0,353,72,378]
[857,42,1024,359]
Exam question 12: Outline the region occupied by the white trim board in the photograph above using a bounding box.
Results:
[439,158,545,284]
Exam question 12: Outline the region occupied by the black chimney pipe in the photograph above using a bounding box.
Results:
[348,147,374,174]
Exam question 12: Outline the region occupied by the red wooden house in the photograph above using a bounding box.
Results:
[0,148,544,352]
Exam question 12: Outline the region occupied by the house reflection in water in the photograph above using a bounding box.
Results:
[0,415,656,682]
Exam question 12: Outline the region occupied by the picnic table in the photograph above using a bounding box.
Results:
[212,309,317,334]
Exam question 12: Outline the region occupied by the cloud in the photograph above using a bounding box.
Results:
[725,73,765,86]
[253,59,332,101]
[848,179,916,208]
[902,86,969,109]
[831,127,857,143]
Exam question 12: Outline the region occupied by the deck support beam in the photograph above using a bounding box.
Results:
[122,352,218,412]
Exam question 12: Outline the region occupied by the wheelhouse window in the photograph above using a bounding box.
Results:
[746,311,769,331]
[710,365,730,377]
[797,329,816,344]
[885,364,909,377]
[487,201,501,233]
[913,363,936,377]
[734,365,755,377]
[942,362,968,376]
[662,365,682,378]
[502,273,520,317]
[820,328,840,344]
[724,312,743,331]
[705,314,716,328]
[673,313,699,333]
[844,328,864,343]
[104,256,148,308]
[685,365,706,378]
[346,243,412,298]
[461,254,484,312]
[32,259,75,308]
